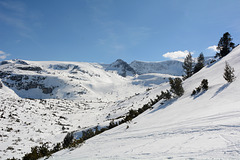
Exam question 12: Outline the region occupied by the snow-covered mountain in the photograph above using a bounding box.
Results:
[45,46,240,160]
[130,60,184,76]
[0,58,184,159]
[1,50,237,159]
[105,59,136,77]
[0,58,184,100]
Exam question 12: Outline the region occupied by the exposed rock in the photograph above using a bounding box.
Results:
[49,64,71,70]
[0,80,2,88]
[42,87,54,94]
[15,59,28,65]
[106,59,136,77]
[0,71,12,78]
[1,74,54,94]
[9,75,24,81]
[0,61,9,65]
[17,66,42,71]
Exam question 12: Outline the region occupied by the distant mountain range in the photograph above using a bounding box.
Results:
[0,58,185,100]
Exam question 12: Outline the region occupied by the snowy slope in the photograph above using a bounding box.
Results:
[0,59,184,101]
[0,59,145,101]
[48,46,240,159]
[0,58,184,159]
[0,79,152,159]
[130,60,184,76]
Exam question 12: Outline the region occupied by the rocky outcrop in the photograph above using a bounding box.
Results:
[106,59,136,77]
[17,66,42,71]
[1,74,55,94]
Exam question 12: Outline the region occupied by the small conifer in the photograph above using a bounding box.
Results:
[169,78,184,97]
[223,62,235,83]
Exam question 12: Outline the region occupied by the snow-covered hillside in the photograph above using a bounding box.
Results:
[0,59,183,101]
[0,59,140,101]
[0,58,183,159]
[47,46,240,159]
[130,60,184,76]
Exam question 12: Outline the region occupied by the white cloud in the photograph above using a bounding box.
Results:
[163,50,192,59]
[0,50,10,59]
[207,45,218,52]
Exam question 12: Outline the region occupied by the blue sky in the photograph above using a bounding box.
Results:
[0,0,240,63]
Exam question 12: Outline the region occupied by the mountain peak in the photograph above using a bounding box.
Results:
[106,59,136,77]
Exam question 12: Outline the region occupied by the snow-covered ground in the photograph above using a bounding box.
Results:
[0,59,181,159]
[46,47,240,159]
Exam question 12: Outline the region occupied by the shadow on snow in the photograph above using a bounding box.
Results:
[149,98,177,114]
[193,90,207,100]
[211,83,229,99]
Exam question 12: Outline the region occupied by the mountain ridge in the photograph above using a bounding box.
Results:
[0,58,185,100]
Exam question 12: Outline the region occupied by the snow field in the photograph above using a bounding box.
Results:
[48,46,240,159]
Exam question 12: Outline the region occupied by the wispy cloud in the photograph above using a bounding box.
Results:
[0,1,25,13]
[0,12,29,31]
[207,45,218,52]
[0,50,10,59]
[163,50,192,59]
[0,0,38,39]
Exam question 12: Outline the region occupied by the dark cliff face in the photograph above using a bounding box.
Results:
[106,59,136,77]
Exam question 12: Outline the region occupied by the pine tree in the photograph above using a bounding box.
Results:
[63,132,74,148]
[216,32,235,58]
[161,90,172,100]
[223,62,235,83]
[182,52,193,79]
[201,79,208,90]
[169,78,184,97]
[193,53,205,73]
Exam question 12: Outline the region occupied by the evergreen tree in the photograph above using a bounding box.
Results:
[182,52,193,79]
[191,79,208,96]
[161,90,171,100]
[201,79,208,90]
[63,132,74,148]
[109,120,117,129]
[223,62,235,83]
[193,53,205,73]
[216,32,235,58]
[169,78,184,97]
